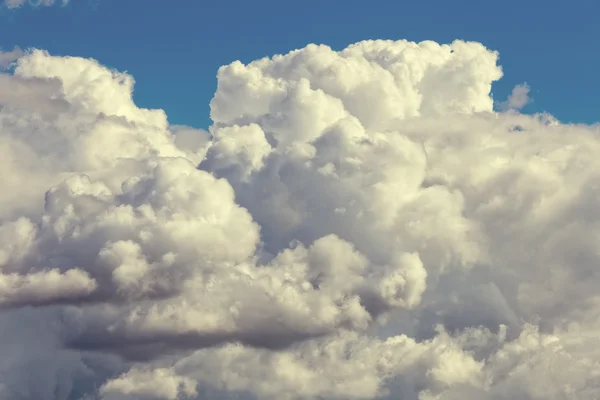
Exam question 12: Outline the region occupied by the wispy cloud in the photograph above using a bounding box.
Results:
[3,0,69,9]
[499,82,532,110]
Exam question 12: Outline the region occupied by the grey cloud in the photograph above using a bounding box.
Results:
[65,325,330,362]
[0,47,23,69]
[498,82,531,111]
[0,74,69,116]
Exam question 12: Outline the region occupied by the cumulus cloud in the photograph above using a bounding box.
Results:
[1,38,600,400]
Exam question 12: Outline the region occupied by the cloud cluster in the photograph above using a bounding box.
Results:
[1,40,600,400]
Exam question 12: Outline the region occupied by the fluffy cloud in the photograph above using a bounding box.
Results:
[1,41,600,400]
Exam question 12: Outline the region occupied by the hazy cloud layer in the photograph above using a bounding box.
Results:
[1,40,600,400]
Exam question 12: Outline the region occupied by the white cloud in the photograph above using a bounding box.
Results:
[3,0,68,9]
[1,39,600,400]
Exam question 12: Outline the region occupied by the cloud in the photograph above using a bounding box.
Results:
[0,74,70,115]
[498,82,531,110]
[0,47,24,69]
[2,0,68,9]
[1,39,600,400]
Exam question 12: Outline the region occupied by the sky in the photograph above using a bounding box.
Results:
[1,0,599,128]
[3,1,600,400]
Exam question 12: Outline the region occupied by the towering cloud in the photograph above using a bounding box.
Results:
[1,41,600,400]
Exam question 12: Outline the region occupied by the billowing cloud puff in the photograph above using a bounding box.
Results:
[1,40,600,400]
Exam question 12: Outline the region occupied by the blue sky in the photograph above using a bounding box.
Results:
[2,0,598,128]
